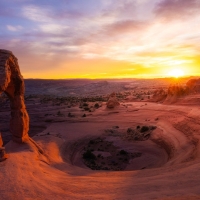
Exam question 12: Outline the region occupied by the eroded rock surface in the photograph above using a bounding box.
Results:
[151,88,167,103]
[0,49,29,143]
[0,132,8,161]
[186,79,200,93]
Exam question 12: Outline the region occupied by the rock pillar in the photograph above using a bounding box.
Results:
[0,49,29,143]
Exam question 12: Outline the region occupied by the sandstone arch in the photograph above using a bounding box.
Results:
[0,49,29,143]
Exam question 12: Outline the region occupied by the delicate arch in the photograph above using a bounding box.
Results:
[0,49,29,143]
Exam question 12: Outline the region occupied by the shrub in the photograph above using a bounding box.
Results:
[57,111,63,116]
[127,128,133,133]
[140,126,149,133]
[94,103,100,108]
[119,150,128,155]
[83,150,96,160]
[89,140,94,144]
[84,107,90,111]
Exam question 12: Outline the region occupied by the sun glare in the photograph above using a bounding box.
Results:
[168,69,184,78]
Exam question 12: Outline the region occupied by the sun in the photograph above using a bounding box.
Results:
[168,69,184,78]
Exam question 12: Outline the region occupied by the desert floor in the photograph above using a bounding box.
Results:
[1,101,200,200]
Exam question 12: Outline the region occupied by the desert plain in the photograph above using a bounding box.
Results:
[1,78,200,200]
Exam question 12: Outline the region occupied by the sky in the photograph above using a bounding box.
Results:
[0,0,200,79]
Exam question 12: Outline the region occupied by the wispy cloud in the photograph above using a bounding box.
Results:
[22,5,53,22]
[154,0,200,20]
[1,0,200,78]
[7,25,23,32]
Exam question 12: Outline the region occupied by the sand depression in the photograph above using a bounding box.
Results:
[47,103,198,173]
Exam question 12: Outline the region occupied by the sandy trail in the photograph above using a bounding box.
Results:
[1,102,200,199]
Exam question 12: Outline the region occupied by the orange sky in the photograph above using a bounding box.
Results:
[1,0,200,79]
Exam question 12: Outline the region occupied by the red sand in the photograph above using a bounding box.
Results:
[1,102,200,199]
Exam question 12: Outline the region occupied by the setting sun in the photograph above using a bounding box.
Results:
[168,69,185,78]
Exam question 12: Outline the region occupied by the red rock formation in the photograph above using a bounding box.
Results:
[151,88,167,103]
[0,49,29,143]
[186,79,200,93]
[106,92,120,108]
[0,133,3,147]
[163,84,188,104]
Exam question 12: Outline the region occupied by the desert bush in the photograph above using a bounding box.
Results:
[89,140,95,144]
[127,128,134,133]
[94,103,100,108]
[57,111,62,116]
[140,126,149,132]
[83,150,96,160]
[68,112,74,117]
[119,150,128,155]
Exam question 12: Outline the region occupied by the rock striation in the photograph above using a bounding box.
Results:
[106,92,120,108]
[0,49,29,143]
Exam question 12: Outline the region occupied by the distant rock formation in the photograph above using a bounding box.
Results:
[0,49,29,143]
[106,92,120,108]
[151,88,167,103]
[164,85,187,104]
[186,79,200,93]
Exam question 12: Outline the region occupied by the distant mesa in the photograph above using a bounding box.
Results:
[151,88,167,103]
[186,78,200,93]
[0,49,29,143]
[106,92,120,108]
[151,78,200,104]
[164,84,187,104]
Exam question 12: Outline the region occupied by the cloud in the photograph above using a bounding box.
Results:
[7,25,23,32]
[102,0,136,20]
[22,5,53,22]
[1,0,200,78]
[39,24,68,34]
[104,20,148,35]
[155,0,200,20]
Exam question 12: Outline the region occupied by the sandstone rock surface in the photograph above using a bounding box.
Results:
[186,78,200,93]
[0,49,29,143]
[106,92,120,108]
[0,133,8,161]
[0,133,3,147]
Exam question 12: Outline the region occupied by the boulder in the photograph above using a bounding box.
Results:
[0,49,29,143]
[106,92,120,108]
